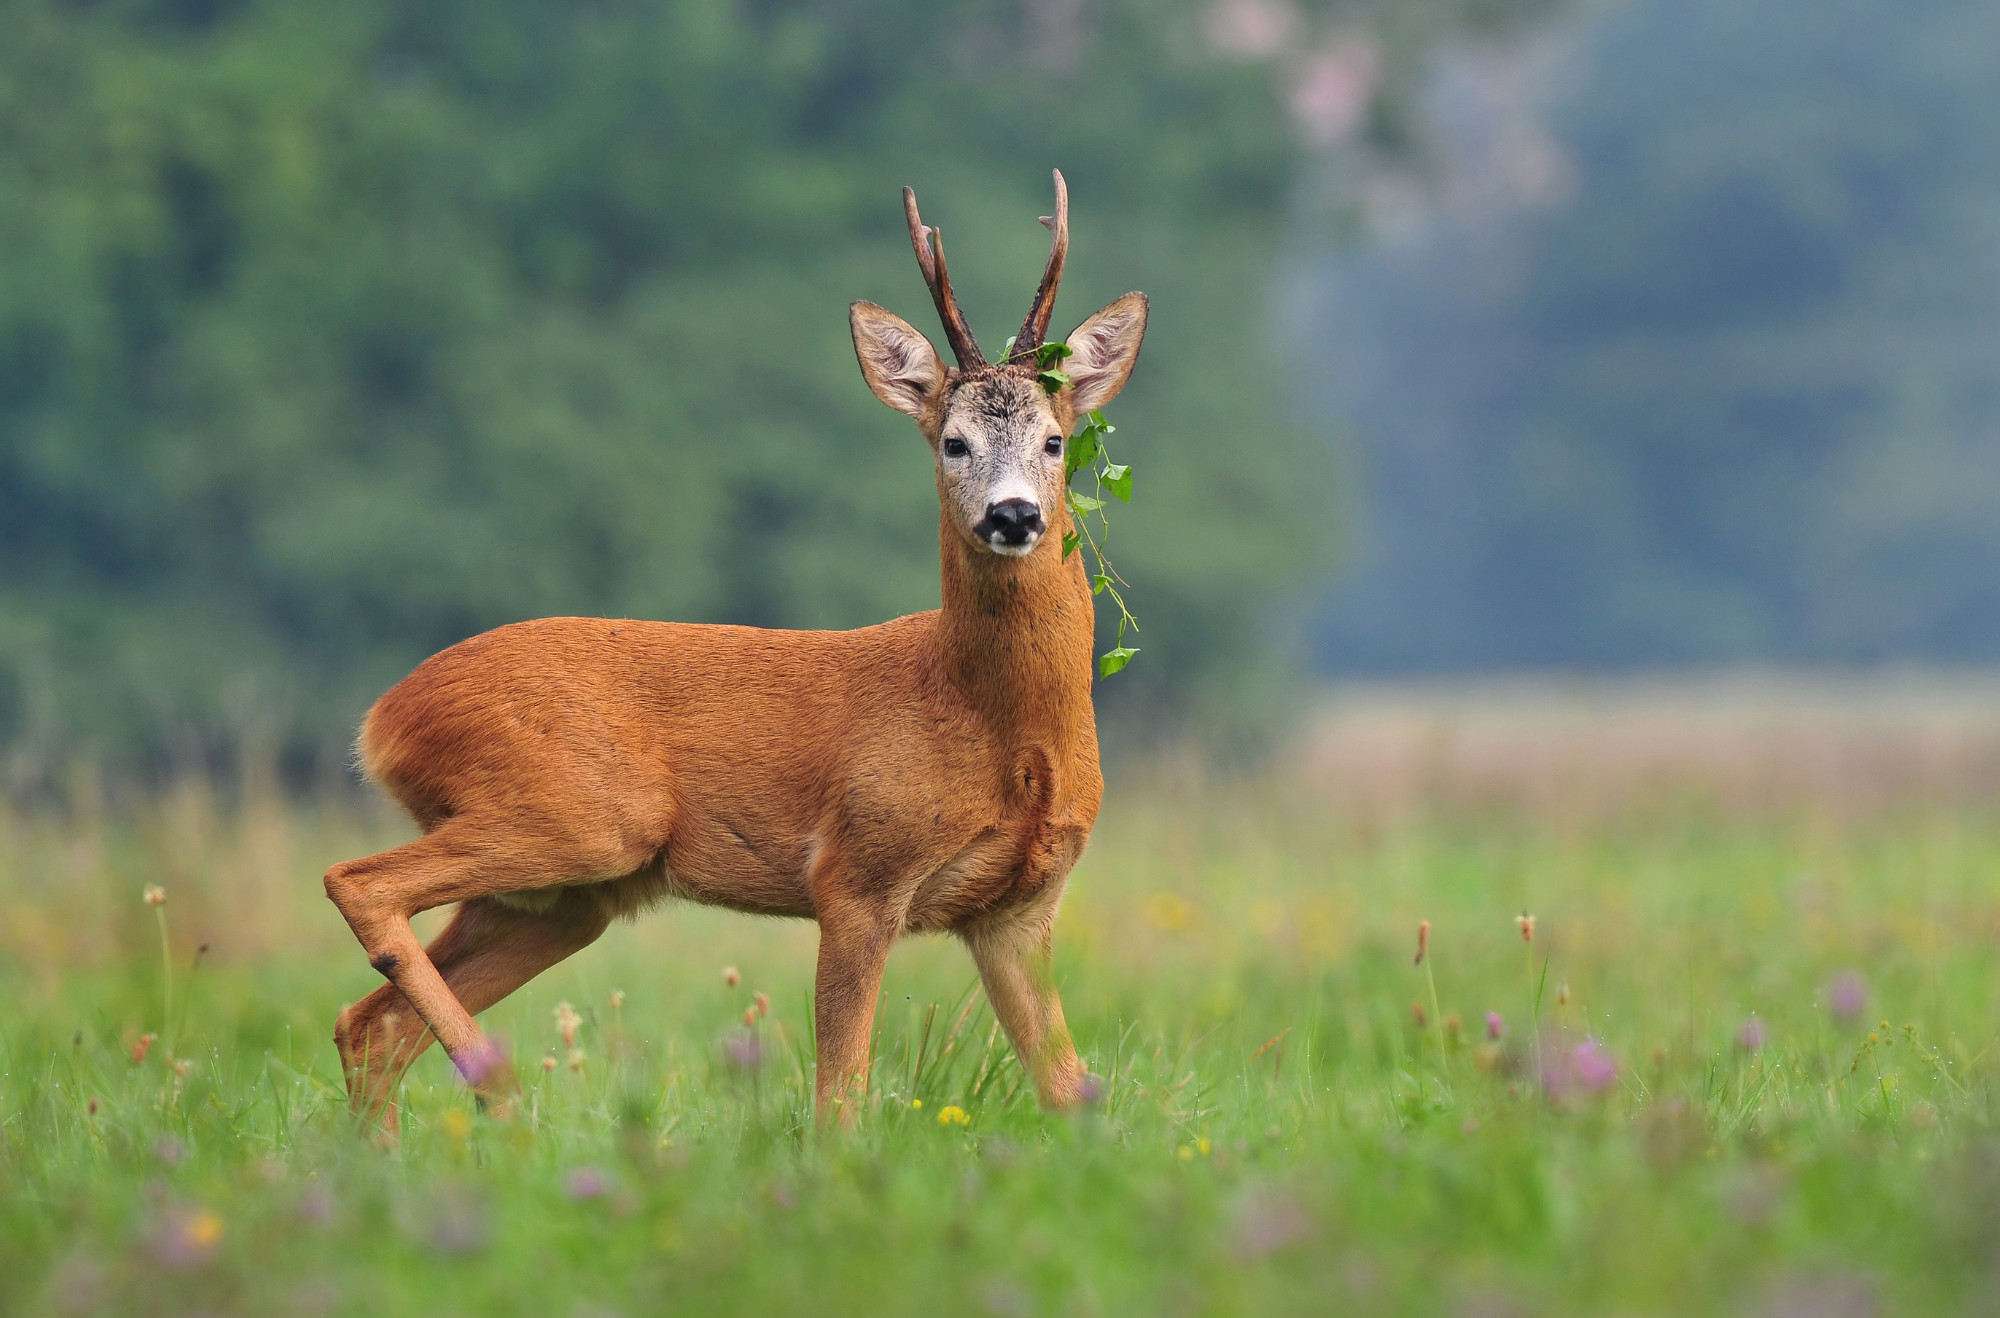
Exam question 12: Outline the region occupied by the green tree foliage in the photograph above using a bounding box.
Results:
[0,0,1556,766]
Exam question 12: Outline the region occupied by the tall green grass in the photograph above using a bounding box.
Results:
[5,753,2000,1315]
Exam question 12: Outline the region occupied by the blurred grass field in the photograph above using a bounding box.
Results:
[9,677,2000,1316]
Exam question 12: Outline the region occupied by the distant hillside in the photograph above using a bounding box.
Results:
[1307,0,2000,670]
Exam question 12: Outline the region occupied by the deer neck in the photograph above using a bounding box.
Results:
[935,513,1096,751]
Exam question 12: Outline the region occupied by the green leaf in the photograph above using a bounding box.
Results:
[1001,335,1018,359]
[1091,573,1112,595]
[1036,341,1073,366]
[1098,646,1138,678]
[1102,463,1132,502]
[1037,368,1071,394]
[1068,492,1103,514]
[1087,410,1113,433]
[1061,531,1080,561]
[1065,427,1100,478]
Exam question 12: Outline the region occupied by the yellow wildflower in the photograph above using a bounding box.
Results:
[185,1209,223,1247]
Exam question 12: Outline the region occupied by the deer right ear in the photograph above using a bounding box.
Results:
[851,301,947,420]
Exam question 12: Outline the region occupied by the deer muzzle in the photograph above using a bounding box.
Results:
[978,498,1045,555]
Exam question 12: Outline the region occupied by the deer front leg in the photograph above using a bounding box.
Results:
[812,905,897,1124]
[963,899,1088,1110]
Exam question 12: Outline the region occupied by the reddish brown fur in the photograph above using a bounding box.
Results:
[325,177,1144,1129]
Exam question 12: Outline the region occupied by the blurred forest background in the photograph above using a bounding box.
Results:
[2,0,1995,779]
[1311,0,2000,670]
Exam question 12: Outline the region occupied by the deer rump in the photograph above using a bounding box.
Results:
[357,614,1091,935]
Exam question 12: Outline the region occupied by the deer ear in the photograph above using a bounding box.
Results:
[1063,292,1148,414]
[851,301,947,419]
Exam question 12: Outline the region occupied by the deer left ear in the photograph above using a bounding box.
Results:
[1062,292,1148,414]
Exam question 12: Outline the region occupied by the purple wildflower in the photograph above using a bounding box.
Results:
[722,1028,764,1071]
[1542,1038,1618,1101]
[1827,971,1867,1023]
[565,1167,610,1201]
[1485,1011,1506,1040]
[1737,1015,1768,1051]
[454,1036,508,1089]
[1572,1040,1617,1092]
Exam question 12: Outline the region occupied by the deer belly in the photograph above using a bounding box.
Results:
[654,818,818,919]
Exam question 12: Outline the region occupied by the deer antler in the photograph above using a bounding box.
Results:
[903,186,986,369]
[1011,169,1069,360]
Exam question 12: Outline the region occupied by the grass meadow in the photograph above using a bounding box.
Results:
[9,677,2000,1316]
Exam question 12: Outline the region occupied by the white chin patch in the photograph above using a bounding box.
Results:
[986,533,1040,557]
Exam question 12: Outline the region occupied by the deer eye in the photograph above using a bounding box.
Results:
[1044,434,1063,455]
[942,437,969,457]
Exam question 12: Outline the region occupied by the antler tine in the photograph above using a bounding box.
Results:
[1012,168,1070,359]
[902,185,986,368]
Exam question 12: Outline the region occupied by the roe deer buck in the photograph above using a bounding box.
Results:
[324,170,1148,1126]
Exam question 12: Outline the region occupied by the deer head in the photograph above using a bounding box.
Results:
[851,171,1148,559]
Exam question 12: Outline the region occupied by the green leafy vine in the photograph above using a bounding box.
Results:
[1031,341,1139,678]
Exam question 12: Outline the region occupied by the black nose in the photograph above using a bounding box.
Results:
[981,498,1045,545]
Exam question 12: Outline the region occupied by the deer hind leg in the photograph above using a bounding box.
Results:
[962,894,1088,1110]
[336,889,614,1130]
[324,820,645,1113]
